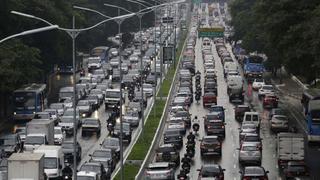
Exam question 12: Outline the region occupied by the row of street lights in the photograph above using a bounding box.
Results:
[2,0,184,179]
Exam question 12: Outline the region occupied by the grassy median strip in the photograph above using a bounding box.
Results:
[113,29,188,180]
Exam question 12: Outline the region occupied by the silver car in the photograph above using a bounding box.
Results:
[143,83,154,97]
[271,115,289,132]
[123,110,140,127]
[238,142,262,165]
[145,162,175,180]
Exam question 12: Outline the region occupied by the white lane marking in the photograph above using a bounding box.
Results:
[234,177,237,180]
[233,164,236,169]
[273,154,276,158]
[233,153,236,157]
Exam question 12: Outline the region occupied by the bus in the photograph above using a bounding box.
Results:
[91,46,110,63]
[306,100,320,142]
[13,83,47,121]
[301,88,320,115]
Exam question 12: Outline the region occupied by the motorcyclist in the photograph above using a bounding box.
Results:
[196,70,201,75]
[62,164,73,179]
[181,154,191,164]
[187,131,196,143]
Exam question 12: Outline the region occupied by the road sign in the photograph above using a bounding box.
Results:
[198,27,224,38]
[163,46,174,64]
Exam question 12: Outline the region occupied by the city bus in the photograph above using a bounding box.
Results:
[306,100,320,142]
[301,88,320,115]
[13,83,47,121]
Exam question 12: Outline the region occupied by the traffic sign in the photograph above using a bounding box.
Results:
[198,27,224,38]
[163,46,174,64]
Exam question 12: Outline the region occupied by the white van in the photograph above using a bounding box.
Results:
[34,145,64,179]
[243,112,260,129]
[202,37,211,50]
[224,62,238,77]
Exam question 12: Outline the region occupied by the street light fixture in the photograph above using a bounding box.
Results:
[11,10,135,180]
[0,25,59,43]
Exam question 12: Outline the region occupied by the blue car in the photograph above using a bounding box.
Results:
[210,105,225,121]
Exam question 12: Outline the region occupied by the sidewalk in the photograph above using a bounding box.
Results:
[266,68,306,100]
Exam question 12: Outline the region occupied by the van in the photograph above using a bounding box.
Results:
[243,112,260,129]
[34,145,64,179]
[202,38,211,49]
[224,62,238,78]
[58,87,74,102]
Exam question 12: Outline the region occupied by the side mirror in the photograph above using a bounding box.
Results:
[236,148,240,150]
[59,165,62,169]
[266,170,270,174]
[89,154,92,157]
[222,169,226,171]
[196,169,201,171]
[239,171,243,174]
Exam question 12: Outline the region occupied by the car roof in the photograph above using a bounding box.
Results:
[244,166,265,175]
[148,162,170,168]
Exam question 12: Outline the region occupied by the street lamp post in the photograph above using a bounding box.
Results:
[11,10,135,180]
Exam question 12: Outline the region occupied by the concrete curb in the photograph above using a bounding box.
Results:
[291,75,308,90]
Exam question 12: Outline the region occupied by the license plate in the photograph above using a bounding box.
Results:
[208,149,214,152]
[252,178,259,180]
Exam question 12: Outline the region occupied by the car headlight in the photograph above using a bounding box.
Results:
[82,113,86,117]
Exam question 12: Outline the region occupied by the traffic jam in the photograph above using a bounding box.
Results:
[1,3,186,180]
[144,2,312,180]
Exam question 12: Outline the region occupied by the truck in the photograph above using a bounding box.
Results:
[243,55,265,82]
[277,133,305,169]
[34,145,64,179]
[24,119,55,151]
[8,152,45,180]
[227,75,244,103]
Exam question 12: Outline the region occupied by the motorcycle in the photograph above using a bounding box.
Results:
[186,147,195,158]
[181,162,191,174]
[195,93,201,103]
[177,172,188,180]
[192,123,200,134]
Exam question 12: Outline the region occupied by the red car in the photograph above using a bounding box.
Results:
[263,94,279,108]
[203,92,217,107]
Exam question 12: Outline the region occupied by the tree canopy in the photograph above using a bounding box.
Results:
[230,0,320,82]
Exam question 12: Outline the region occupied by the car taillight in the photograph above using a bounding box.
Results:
[200,143,205,148]
[243,177,250,180]
[221,125,225,128]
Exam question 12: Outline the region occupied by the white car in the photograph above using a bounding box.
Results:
[143,83,154,97]
[258,85,275,98]
[54,126,64,145]
[252,78,265,90]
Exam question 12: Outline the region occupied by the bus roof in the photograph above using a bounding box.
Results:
[308,100,320,111]
[14,83,46,93]
[303,88,320,100]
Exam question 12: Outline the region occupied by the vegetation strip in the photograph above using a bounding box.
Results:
[113,29,188,180]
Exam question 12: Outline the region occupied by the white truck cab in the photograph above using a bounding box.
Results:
[34,145,64,179]
[243,112,260,129]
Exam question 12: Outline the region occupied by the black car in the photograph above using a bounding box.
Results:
[155,144,180,167]
[112,123,132,143]
[101,137,120,160]
[79,162,108,180]
[197,164,225,180]
[90,149,116,171]
[81,118,101,137]
[0,134,22,157]
[235,105,250,121]
[62,141,82,164]
[163,129,183,149]
[205,120,226,138]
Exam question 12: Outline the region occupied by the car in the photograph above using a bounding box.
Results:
[172,96,190,107]
[155,144,180,166]
[252,78,265,90]
[163,129,183,149]
[238,142,262,165]
[176,91,193,103]
[270,115,289,132]
[62,141,82,164]
[123,110,140,127]
[77,171,99,180]
[145,162,175,180]
[133,90,148,107]
[210,106,225,121]
[143,83,154,97]
[173,110,191,128]
[283,161,309,179]
[0,134,22,157]
[44,108,60,123]
[240,133,262,151]
[239,122,259,140]
[263,93,279,108]
[170,106,188,114]
[49,103,66,117]
[203,92,217,107]
[205,120,226,137]
[197,164,225,180]
[86,95,100,110]
[90,89,104,103]
[34,111,58,124]
[269,108,286,120]
[81,118,101,136]
[113,123,132,143]
[54,126,64,145]
[243,112,260,130]
[101,137,120,160]
[79,162,108,180]
[258,85,275,98]
[234,105,250,121]
[200,135,222,156]
[59,116,76,136]
[240,166,269,180]
[90,149,116,171]
[77,100,93,118]
[167,118,186,135]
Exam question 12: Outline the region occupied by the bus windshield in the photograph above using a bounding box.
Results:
[247,56,263,64]
[14,92,35,109]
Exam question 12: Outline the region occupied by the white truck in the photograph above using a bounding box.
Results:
[277,133,305,169]
[8,152,45,180]
[24,119,55,151]
[34,145,64,179]
[227,75,244,103]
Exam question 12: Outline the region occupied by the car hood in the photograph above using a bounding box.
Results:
[0,145,15,152]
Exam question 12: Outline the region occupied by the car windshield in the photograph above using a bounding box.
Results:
[15,128,26,134]
[78,101,89,106]
[203,137,218,143]
[64,110,77,116]
[201,166,220,177]
[62,143,74,149]
[106,91,120,98]
[80,164,100,173]
[61,117,73,123]
[54,129,62,134]
[44,157,57,169]
[252,115,259,121]
[89,58,100,64]
[263,86,273,90]
[93,151,112,158]
[143,84,152,88]
[165,130,179,136]
[275,116,287,121]
[207,114,220,120]
[25,136,44,145]
[84,119,99,125]
[77,176,94,180]
[242,145,257,151]
[242,124,256,129]
[244,136,259,142]
[0,138,16,146]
